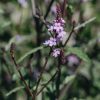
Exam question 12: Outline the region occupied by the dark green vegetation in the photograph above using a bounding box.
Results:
[0,0,100,100]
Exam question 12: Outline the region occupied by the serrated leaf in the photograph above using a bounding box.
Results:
[5,86,24,97]
[17,46,44,63]
[66,47,91,63]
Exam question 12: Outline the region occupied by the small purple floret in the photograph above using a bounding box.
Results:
[52,49,60,57]
[43,37,57,47]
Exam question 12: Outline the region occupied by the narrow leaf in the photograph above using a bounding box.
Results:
[63,75,75,84]
[5,86,24,97]
[1,21,11,28]
[17,46,44,63]
[74,17,96,30]
[66,47,91,63]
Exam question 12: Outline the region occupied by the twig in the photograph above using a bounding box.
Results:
[10,43,34,100]
[1,48,12,75]
[26,54,33,69]
[26,54,34,80]
[58,66,81,100]
[63,22,75,47]
[38,17,54,37]
[44,0,55,19]
[63,17,96,47]
[36,70,58,96]
[74,17,96,30]
[34,50,51,96]
[56,56,61,99]
[30,0,54,37]
[40,0,55,29]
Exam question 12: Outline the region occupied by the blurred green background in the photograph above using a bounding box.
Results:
[0,0,100,100]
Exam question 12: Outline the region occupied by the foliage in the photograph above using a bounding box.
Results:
[0,0,100,100]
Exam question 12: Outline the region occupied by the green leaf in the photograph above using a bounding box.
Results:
[0,20,11,33]
[5,86,24,97]
[66,47,91,63]
[63,75,75,85]
[17,46,44,63]
[1,21,11,29]
[12,73,19,81]
[0,9,4,14]
[74,17,96,30]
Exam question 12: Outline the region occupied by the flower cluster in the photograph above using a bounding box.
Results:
[52,49,60,57]
[43,6,66,57]
[43,37,57,47]
[48,18,66,41]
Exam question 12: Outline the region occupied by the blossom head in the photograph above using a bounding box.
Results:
[52,49,60,57]
[43,37,57,47]
[43,5,66,58]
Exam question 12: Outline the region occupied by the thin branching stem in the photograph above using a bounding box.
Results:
[40,0,55,29]
[63,23,75,47]
[10,43,34,100]
[74,17,96,30]
[36,70,58,96]
[56,56,61,99]
[34,50,51,97]
[58,63,82,100]
[44,0,55,20]
[63,17,96,47]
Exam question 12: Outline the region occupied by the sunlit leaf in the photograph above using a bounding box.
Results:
[63,75,75,85]
[5,86,24,97]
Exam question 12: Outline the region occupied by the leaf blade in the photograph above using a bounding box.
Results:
[66,47,91,63]
[5,86,24,97]
[17,46,44,63]
[63,75,75,85]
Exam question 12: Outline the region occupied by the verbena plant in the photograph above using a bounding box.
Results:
[0,0,99,100]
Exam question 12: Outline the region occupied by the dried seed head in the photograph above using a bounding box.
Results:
[10,43,16,58]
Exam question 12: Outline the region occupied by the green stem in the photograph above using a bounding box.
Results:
[34,50,51,97]
[63,23,75,47]
[56,56,61,99]
[10,43,34,100]
[36,70,58,96]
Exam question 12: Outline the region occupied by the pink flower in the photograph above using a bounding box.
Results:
[43,37,57,47]
[53,23,64,33]
[57,31,66,41]
[52,49,60,57]
[43,5,66,58]
[60,18,65,25]
[48,18,65,34]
